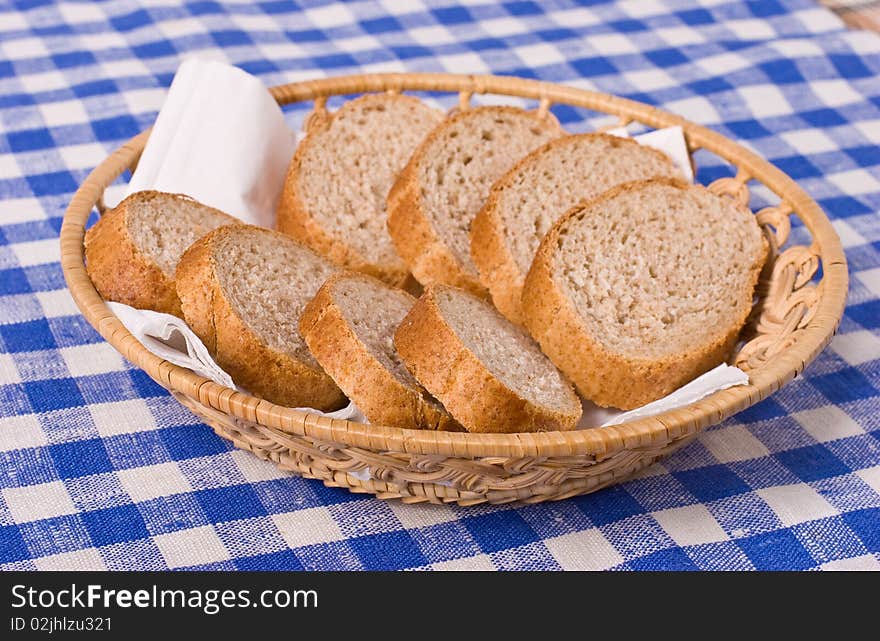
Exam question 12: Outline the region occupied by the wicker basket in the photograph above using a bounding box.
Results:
[60,73,848,505]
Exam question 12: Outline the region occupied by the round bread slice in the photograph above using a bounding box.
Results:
[387,106,563,295]
[522,178,768,410]
[85,191,241,316]
[300,272,461,431]
[175,224,345,410]
[393,285,582,433]
[471,133,681,324]
[277,93,443,287]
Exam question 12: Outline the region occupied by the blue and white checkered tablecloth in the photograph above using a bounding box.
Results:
[0,0,878,572]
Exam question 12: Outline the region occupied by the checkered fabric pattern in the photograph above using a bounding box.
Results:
[1,0,878,572]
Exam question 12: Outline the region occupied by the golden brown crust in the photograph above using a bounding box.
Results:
[522,178,767,410]
[175,226,346,411]
[469,192,523,323]
[277,94,438,288]
[393,285,581,433]
[387,106,562,297]
[84,193,182,316]
[299,272,462,431]
[471,133,681,325]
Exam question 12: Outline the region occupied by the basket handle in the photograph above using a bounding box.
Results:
[303,95,330,133]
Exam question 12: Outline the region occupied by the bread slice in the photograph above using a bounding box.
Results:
[85,191,240,316]
[300,272,461,431]
[387,106,563,295]
[522,178,768,410]
[393,285,582,433]
[277,93,443,287]
[471,133,681,324]
[175,224,345,410]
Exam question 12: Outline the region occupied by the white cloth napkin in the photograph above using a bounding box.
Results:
[124,57,295,227]
[578,364,750,429]
[109,62,747,428]
[107,301,368,422]
[607,124,694,182]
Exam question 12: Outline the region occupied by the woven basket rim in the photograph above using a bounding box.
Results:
[59,72,848,459]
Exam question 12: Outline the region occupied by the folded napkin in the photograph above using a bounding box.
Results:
[125,57,295,227]
[107,301,235,388]
[588,363,749,428]
[108,301,367,422]
[607,124,695,182]
[109,60,748,429]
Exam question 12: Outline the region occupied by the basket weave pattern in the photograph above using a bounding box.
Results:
[60,73,848,505]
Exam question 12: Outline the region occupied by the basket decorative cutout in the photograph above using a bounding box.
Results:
[60,73,848,505]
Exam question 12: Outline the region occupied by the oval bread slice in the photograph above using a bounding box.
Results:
[394,285,582,433]
[85,191,240,316]
[175,224,345,410]
[300,272,462,431]
[471,133,681,324]
[387,106,563,295]
[277,94,443,286]
[522,178,768,410]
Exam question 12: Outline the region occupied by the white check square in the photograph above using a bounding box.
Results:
[60,342,127,378]
[90,399,157,437]
[35,289,81,319]
[34,548,107,571]
[781,129,837,155]
[697,52,751,75]
[388,501,458,529]
[305,4,353,28]
[440,53,490,74]
[432,554,495,571]
[857,267,880,298]
[0,353,20,385]
[793,406,864,442]
[657,26,705,46]
[831,220,867,249]
[665,96,721,124]
[230,449,290,483]
[544,529,624,571]
[700,425,771,463]
[11,238,60,267]
[828,169,880,196]
[738,85,792,118]
[516,43,565,66]
[653,504,729,546]
[856,466,880,494]
[810,79,863,108]
[758,484,837,527]
[154,526,230,569]
[625,69,677,92]
[117,462,193,502]
[726,19,775,40]
[58,143,111,172]
[3,481,77,523]
[272,508,344,548]
[0,414,47,452]
[408,26,457,45]
[821,554,880,571]
[588,33,638,55]
[39,100,89,127]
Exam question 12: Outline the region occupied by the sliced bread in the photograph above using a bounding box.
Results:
[471,133,682,324]
[387,106,563,294]
[277,93,444,286]
[522,178,768,410]
[393,285,582,433]
[175,224,344,410]
[84,191,240,316]
[300,272,461,431]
